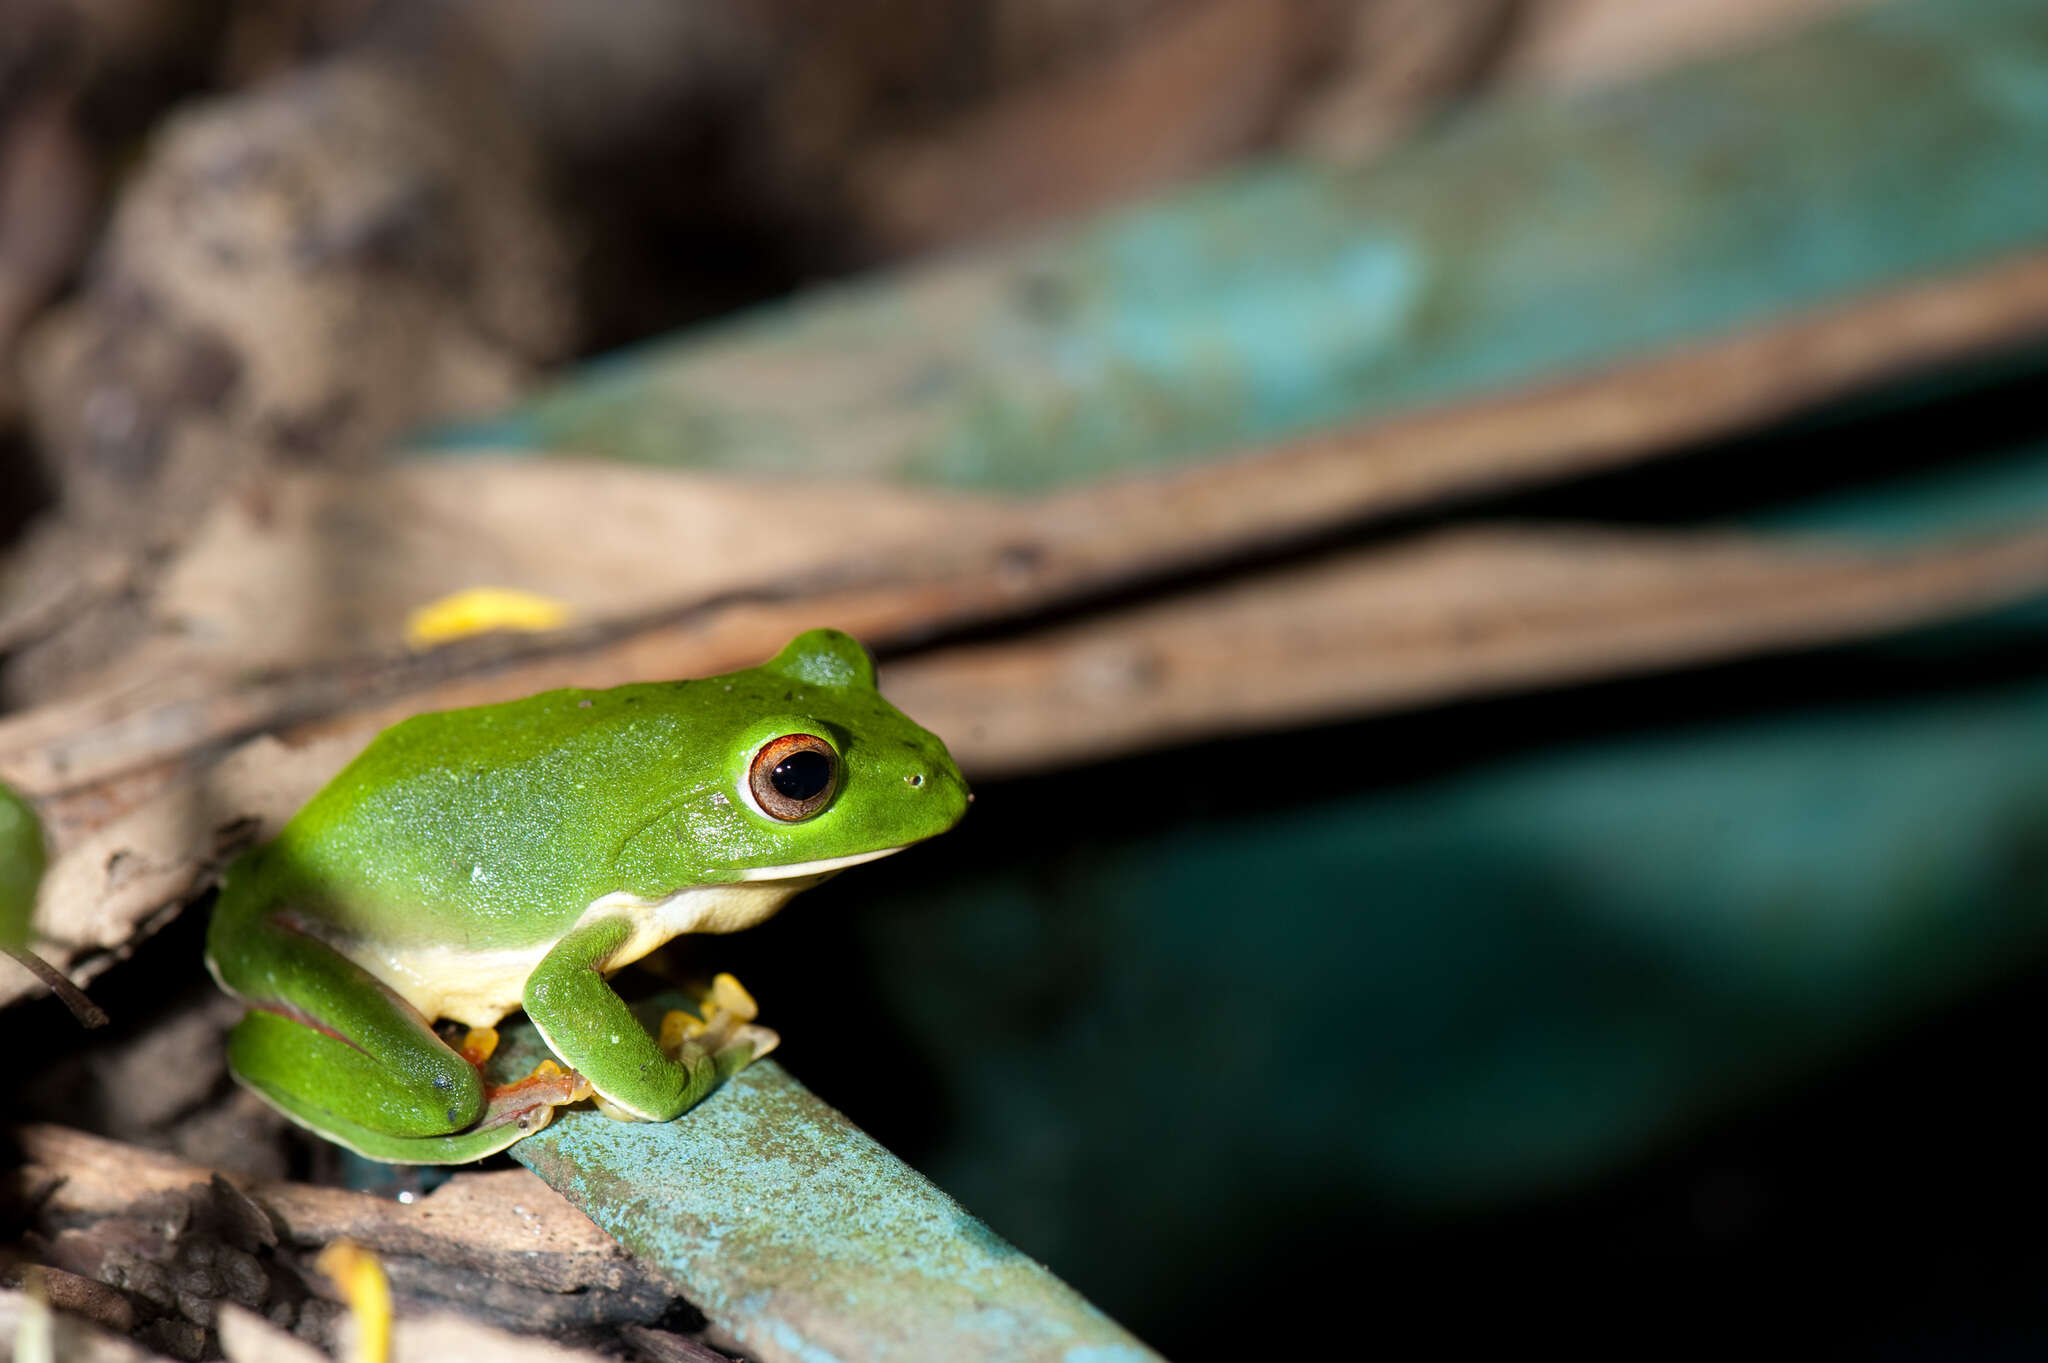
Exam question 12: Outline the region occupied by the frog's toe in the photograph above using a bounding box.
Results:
[709,972,758,1023]
[458,1026,500,1067]
[681,970,760,1026]
[652,1005,776,1094]
[659,1007,708,1052]
[664,971,767,1060]
[732,1021,779,1065]
[591,1093,641,1122]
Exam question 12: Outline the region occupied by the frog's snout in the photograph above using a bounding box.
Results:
[903,755,972,835]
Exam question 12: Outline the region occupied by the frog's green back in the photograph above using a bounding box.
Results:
[219,632,966,952]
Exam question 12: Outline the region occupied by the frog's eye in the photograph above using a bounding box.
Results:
[748,734,838,821]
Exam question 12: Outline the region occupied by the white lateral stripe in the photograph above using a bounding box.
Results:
[732,845,908,881]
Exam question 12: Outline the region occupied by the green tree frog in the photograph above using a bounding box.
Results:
[3,778,108,1027]
[205,630,969,1163]
[1,779,44,959]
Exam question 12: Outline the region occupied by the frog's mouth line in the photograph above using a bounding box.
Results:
[732,844,908,882]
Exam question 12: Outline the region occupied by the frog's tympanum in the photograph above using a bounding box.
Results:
[206,630,969,1163]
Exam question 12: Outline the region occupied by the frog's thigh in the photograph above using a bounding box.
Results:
[219,917,483,1138]
[523,917,721,1123]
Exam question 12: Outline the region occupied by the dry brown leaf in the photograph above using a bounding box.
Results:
[149,463,1019,675]
[883,525,2048,774]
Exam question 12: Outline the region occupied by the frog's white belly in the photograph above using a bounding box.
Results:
[351,848,901,1028]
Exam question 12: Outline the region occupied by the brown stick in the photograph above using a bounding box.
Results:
[2,944,108,1025]
[884,524,2048,775]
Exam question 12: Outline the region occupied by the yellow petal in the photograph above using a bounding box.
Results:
[404,587,572,649]
[316,1239,391,1363]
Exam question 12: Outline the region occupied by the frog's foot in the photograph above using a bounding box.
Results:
[586,973,777,1124]
[273,1052,593,1162]
[457,1029,592,1137]
[477,1059,592,1137]
[246,1056,590,1166]
[664,971,780,1065]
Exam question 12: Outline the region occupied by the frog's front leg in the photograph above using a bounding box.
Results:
[523,917,773,1122]
[214,913,581,1163]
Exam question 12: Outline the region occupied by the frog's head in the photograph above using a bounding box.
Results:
[626,629,970,886]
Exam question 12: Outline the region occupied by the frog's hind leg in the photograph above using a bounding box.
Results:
[214,915,573,1163]
[229,1010,586,1163]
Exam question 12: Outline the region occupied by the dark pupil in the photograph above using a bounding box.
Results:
[771,750,832,802]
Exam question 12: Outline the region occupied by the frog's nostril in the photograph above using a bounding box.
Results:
[906,773,924,787]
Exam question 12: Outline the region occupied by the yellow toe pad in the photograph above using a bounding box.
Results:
[709,972,758,1022]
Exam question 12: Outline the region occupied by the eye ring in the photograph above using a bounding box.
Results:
[748,734,839,822]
